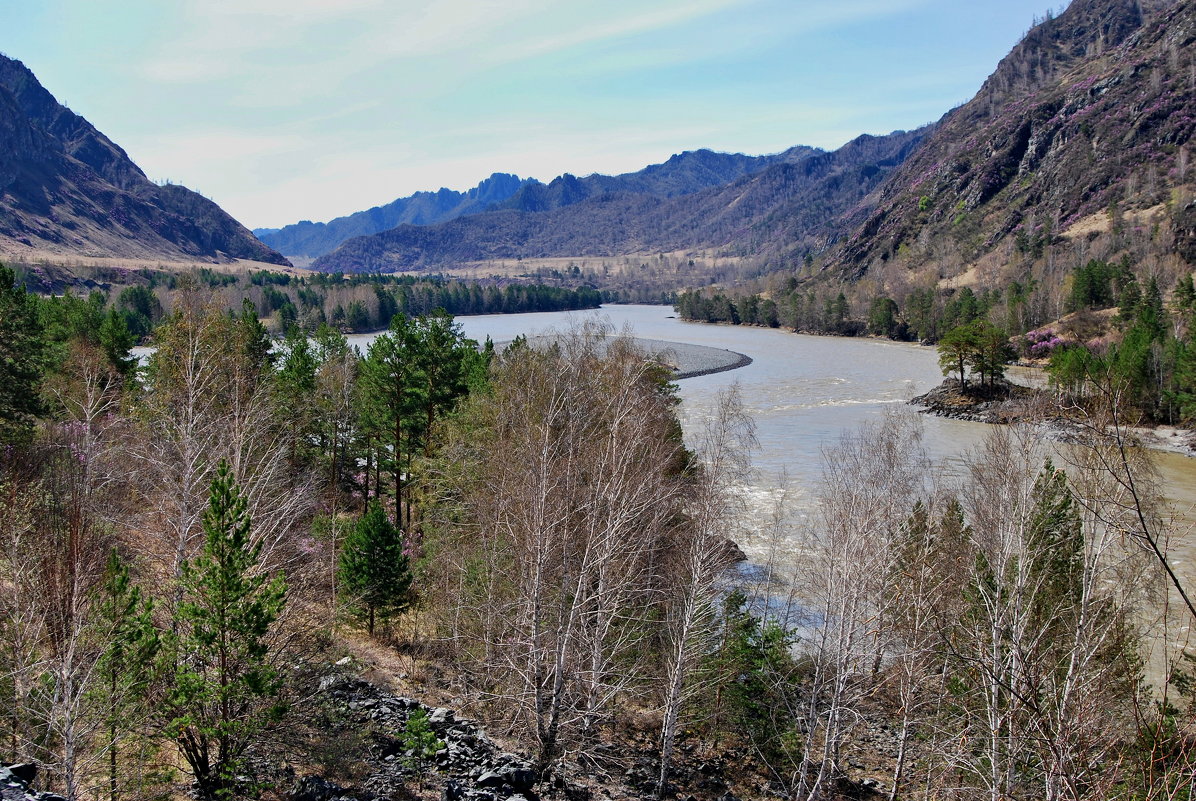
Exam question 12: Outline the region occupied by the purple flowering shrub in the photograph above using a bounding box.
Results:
[1021,328,1067,358]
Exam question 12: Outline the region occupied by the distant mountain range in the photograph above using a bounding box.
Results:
[4,0,1189,290]
[254,172,534,262]
[310,133,922,273]
[258,146,820,263]
[304,0,1193,285]
[0,54,289,266]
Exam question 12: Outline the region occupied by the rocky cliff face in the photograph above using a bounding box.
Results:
[833,0,1194,277]
[0,54,289,266]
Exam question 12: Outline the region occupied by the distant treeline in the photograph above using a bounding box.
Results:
[17,265,607,340]
[675,279,1035,343]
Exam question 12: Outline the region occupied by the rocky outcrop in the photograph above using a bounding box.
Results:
[0,764,65,801]
[286,676,550,801]
[910,377,1043,423]
[834,0,1194,276]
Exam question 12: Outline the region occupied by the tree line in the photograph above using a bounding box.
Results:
[679,261,1196,423]
[13,263,606,342]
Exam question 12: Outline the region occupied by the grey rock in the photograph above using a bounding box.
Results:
[5,769,34,788]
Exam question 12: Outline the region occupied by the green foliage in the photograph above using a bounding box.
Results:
[1025,461,1084,630]
[0,265,46,443]
[1047,344,1107,398]
[92,549,160,801]
[866,296,900,338]
[99,307,137,375]
[1067,258,1130,311]
[167,460,288,799]
[116,285,162,338]
[234,298,274,374]
[706,591,800,759]
[937,323,977,386]
[359,311,481,521]
[338,503,413,635]
[398,708,444,787]
[936,320,1014,389]
[968,320,1016,387]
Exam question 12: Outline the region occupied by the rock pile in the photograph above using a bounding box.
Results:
[0,764,64,801]
[910,378,1038,424]
[287,676,547,801]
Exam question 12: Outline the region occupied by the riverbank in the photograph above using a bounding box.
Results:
[911,378,1196,457]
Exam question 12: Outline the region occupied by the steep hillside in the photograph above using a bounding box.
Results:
[833,0,1194,279]
[0,54,289,266]
[312,131,922,273]
[255,172,533,261]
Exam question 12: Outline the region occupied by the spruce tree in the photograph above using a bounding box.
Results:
[338,503,412,635]
[166,460,287,799]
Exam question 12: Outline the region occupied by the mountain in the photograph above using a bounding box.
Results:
[255,172,534,262]
[310,135,923,273]
[0,54,289,266]
[831,0,1194,278]
[261,147,819,263]
[495,147,819,213]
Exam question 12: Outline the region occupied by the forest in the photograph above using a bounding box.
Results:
[8,263,605,343]
[2,260,1196,801]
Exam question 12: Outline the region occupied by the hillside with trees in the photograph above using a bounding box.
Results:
[3,262,1195,800]
[830,0,1194,285]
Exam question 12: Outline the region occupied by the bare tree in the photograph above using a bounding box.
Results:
[791,408,929,800]
[656,386,756,799]
[435,324,691,773]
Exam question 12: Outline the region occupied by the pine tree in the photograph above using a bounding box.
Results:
[166,460,287,799]
[92,549,160,801]
[937,323,978,387]
[338,503,412,635]
[0,265,45,443]
[98,308,137,376]
[359,314,421,525]
[398,708,444,790]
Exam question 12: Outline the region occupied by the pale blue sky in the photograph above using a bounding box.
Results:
[2,1,1063,229]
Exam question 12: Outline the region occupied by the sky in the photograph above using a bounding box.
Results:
[1,0,1063,230]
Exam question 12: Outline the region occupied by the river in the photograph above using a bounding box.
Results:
[348,303,1196,680]
[351,303,1195,536]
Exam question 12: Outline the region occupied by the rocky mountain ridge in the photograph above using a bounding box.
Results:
[255,172,534,262]
[311,130,923,273]
[261,146,821,264]
[831,0,1195,279]
[0,54,289,266]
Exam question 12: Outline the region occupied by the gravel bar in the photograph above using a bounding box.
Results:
[513,335,752,380]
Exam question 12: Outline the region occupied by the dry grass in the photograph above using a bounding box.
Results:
[0,244,315,277]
